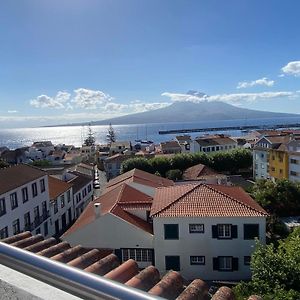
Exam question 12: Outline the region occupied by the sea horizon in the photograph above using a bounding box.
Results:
[2,116,300,150]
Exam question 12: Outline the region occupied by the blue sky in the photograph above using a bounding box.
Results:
[1,0,300,128]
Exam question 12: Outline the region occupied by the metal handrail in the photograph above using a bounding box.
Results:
[0,241,163,300]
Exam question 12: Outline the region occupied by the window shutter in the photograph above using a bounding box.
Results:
[212,225,218,238]
[231,225,238,238]
[114,249,122,261]
[232,257,239,271]
[213,257,219,270]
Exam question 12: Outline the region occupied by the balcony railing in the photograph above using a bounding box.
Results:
[24,210,50,232]
[0,241,162,300]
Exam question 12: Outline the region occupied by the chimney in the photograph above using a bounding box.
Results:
[94,203,101,218]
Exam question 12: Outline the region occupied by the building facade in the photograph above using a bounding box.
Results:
[0,165,51,239]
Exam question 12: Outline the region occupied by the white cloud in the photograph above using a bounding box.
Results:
[237,77,274,89]
[30,91,71,109]
[162,91,295,105]
[72,88,112,109]
[281,61,300,76]
[7,110,18,113]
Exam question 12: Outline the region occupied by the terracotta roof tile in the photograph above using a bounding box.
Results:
[68,171,93,194]
[106,168,174,190]
[0,164,46,195]
[1,232,259,300]
[48,176,72,200]
[183,163,219,180]
[63,183,154,236]
[151,183,268,218]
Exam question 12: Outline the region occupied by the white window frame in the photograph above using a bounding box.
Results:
[190,256,205,265]
[121,249,153,262]
[218,224,231,238]
[189,224,204,233]
[219,256,232,271]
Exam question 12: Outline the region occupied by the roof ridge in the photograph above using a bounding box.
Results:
[109,184,126,213]
[205,184,268,216]
[152,183,201,217]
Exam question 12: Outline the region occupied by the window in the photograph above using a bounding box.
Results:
[34,206,40,223]
[213,256,239,271]
[189,224,204,233]
[10,192,18,210]
[291,159,298,164]
[12,219,20,235]
[0,226,8,239]
[54,199,58,214]
[212,224,237,239]
[40,179,45,193]
[82,188,87,198]
[35,227,41,235]
[291,171,299,176]
[32,182,38,197]
[44,221,48,236]
[244,224,259,240]
[218,224,231,238]
[279,169,283,174]
[121,249,153,262]
[88,184,92,193]
[22,187,28,203]
[244,256,251,265]
[0,198,6,217]
[24,212,31,229]
[42,201,47,216]
[76,193,82,204]
[67,190,71,202]
[165,256,180,271]
[219,257,232,270]
[190,256,205,265]
[164,224,179,240]
[271,167,275,172]
[61,195,65,208]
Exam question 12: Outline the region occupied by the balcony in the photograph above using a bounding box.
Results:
[24,210,50,232]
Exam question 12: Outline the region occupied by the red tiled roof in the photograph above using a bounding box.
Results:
[63,183,154,236]
[2,232,242,300]
[183,163,219,180]
[151,183,268,218]
[48,176,72,200]
[106,168,174,190]
[0,164,46,195]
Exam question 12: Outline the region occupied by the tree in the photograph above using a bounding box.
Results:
[251,179,300,216]
[107,123,116,143]
[150,156,171,177]
[234,235,300,300]
[120,157,153,174]
[0,160,8,169]
[166,169,182,180]
[84,125,95,146]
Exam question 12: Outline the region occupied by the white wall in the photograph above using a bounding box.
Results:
[253,149,269,180]
[0,175,51,238]
[289,153,300,182]
[63,212,153,249]
[49,188,73,236]
[153,216,266,281]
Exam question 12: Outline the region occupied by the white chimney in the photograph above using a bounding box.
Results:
[94,203,101,218]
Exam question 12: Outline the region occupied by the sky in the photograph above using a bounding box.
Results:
[1,0,300,128]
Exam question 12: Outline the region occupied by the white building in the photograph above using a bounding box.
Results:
[193,135,237,153]
[253,135,290,180]
[64,171,94,218]
[62,169,267,281]
[286,139,300,182]
[48,176,73,237]
[0,165,51,239]
[32,141,55,158]
[109,141,132,156]
[151,184,267,281]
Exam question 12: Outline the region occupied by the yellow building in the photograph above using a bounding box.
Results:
[268,148,289,179]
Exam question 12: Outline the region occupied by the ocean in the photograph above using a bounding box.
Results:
[1,116,300,150]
